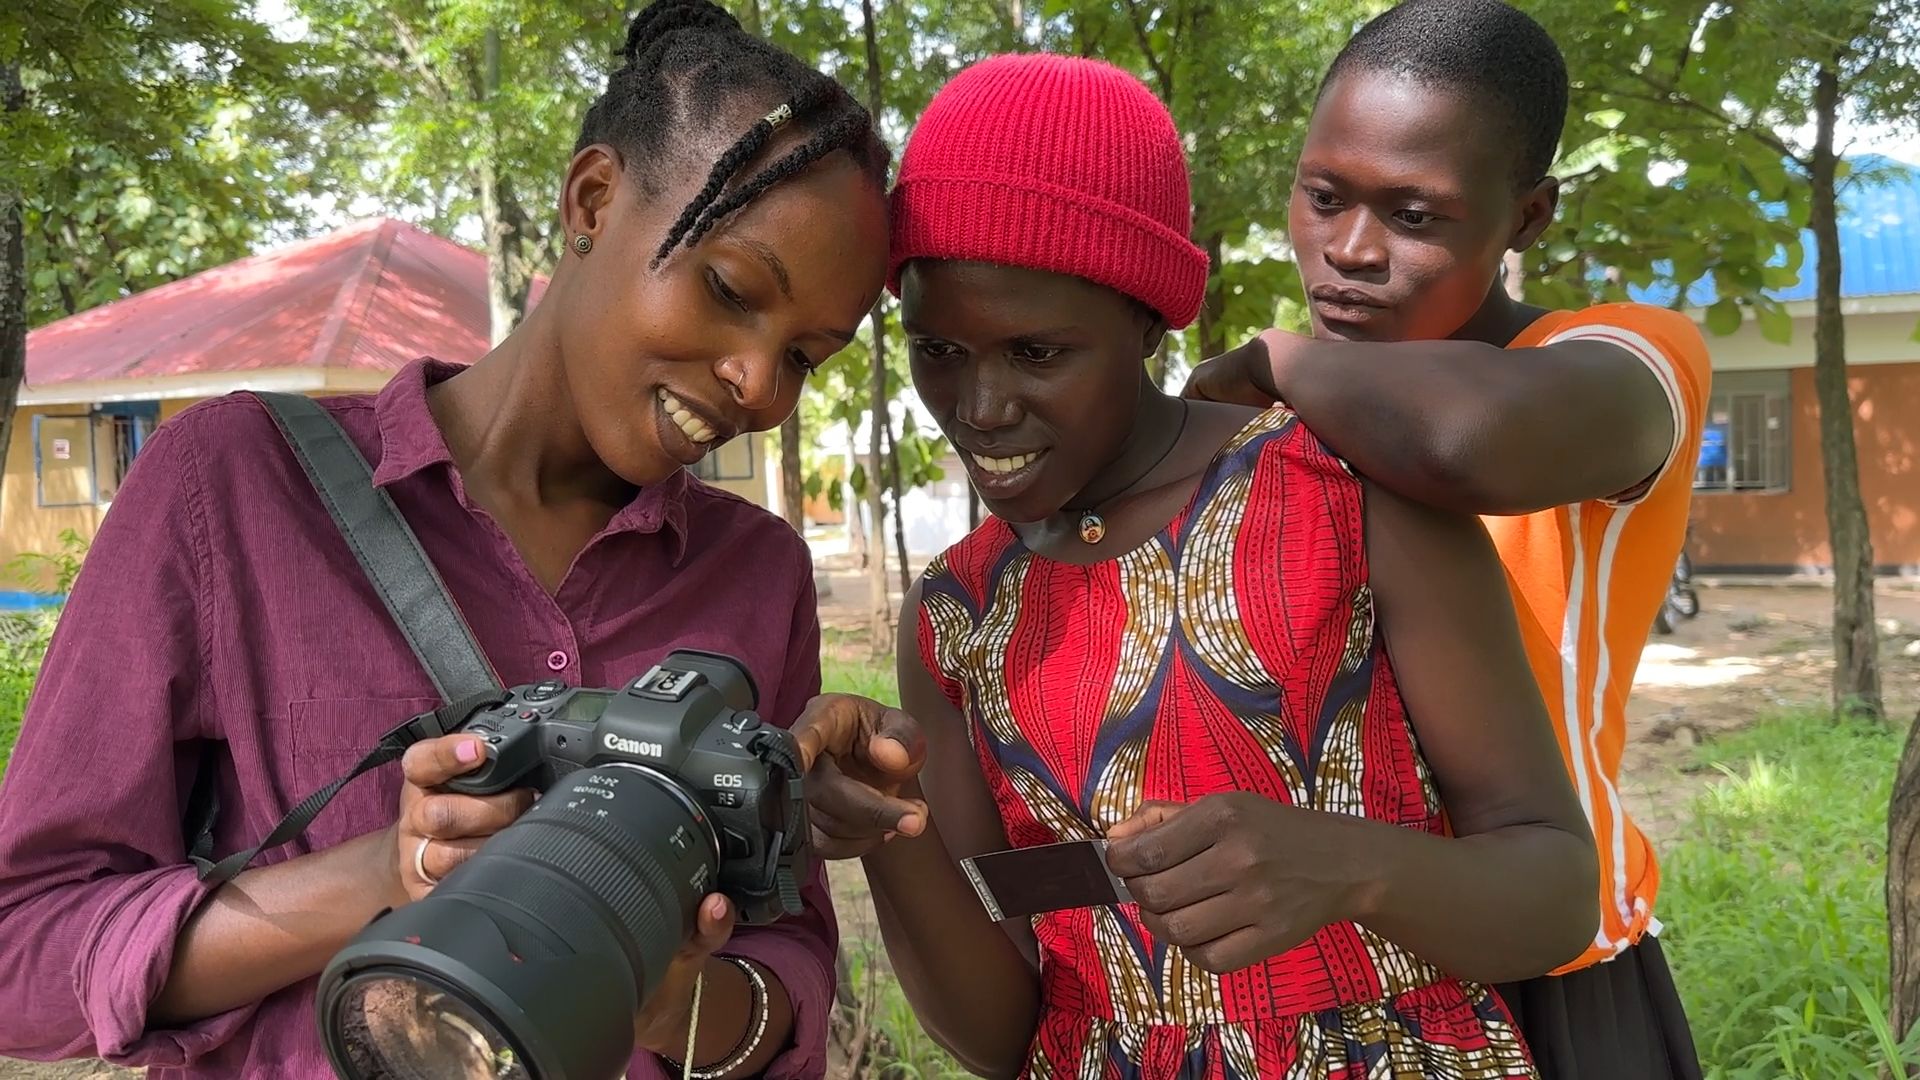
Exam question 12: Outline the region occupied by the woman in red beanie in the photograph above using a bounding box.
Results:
[793,53,1597,1078]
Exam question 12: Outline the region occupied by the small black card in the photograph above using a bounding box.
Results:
[959,840,1135,921]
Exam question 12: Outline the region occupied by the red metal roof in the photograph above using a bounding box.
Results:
[24,218,544,388]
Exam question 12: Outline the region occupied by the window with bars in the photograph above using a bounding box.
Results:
[1695,372,1790,494]
[31,403,159,507]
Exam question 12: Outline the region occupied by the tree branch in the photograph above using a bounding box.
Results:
[379,14,456,104]
[1122,0,1174,101]
[1608,70,1802,163]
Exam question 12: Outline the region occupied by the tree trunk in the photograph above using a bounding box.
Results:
[478,29,518,346]
[741,0,763,35]
[1146,335,1170,391]
[1193,230,1227,359]
[884,420,910,597]
[861,0,890,656]
[1808,61,1882,720]
[864,328,890,655]
[968,485,981,530]
[780,412,805,533]
[1503,248,1525,302]
[1889,708,1920,1063]
[0,63,27,514]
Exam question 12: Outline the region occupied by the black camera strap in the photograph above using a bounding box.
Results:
[186,391,507,887]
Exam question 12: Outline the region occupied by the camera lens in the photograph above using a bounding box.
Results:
[319,764,721,1080]
[330,970,528,1080]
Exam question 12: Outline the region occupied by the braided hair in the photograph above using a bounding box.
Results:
[576,0,890,266]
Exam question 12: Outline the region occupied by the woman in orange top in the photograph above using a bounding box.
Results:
[1187,2,1709,1078]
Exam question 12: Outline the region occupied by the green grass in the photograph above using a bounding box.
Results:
[1659,710,1920,1078]
[823,653,900,702]
[0,611,56,777]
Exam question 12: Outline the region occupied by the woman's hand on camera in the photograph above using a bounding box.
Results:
[390,733,536,905]
[791,693,929,859]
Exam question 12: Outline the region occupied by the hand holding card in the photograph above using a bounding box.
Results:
[1104,794,1368,975]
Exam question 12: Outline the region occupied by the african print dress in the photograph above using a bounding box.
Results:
[915,408,1538,1079]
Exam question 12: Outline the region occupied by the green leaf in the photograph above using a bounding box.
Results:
[1706,299,1744,337]
[1585,108,1626,130]
[1762,265,1802,289]
[1757,303,1793,345]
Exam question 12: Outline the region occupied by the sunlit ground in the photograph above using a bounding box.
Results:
[1634,642,1768,688]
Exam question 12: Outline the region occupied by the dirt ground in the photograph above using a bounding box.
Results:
[6,572,1911,1080]
[1619,580,1920,845]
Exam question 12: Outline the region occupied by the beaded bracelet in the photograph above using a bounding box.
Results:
[663,956,769,1080]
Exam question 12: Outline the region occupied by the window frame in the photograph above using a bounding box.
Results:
[691,432,758,483]
[1694,371,1791,495]
[32,402,161,508]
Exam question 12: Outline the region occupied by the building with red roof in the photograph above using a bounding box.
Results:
[8,219,769,582]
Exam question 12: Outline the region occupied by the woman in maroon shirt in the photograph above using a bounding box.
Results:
[0,3,886,1077]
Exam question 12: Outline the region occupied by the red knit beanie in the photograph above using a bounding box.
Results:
[887,53,1209,330]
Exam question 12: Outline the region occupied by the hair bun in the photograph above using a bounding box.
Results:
[623,0,743,65]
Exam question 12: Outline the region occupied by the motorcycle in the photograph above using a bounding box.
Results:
[1652,531,1701,635]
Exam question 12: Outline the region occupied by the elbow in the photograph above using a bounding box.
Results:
[1447,826,1601,986]
[1507,826,1603,983]
[1400,418,1521,516]
[1541,832,1603,973]
[1416,441,1496,514]
[1408,390,1574,516]
[925,1023,1032,1080]
[913,983,1038,1079]
[946,1043,1029,1080]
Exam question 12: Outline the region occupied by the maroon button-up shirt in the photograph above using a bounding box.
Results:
[0,360,831,1078]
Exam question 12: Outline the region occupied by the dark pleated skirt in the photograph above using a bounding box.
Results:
[1494,935,1704,1080]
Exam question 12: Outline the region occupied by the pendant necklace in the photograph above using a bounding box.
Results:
[1068,401,1190,546]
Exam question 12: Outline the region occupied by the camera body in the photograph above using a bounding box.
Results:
[441,648,808,924]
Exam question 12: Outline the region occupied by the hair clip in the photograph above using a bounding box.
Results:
[762,103,793,130]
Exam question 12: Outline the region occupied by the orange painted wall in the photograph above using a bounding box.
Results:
[1691,362,1920,573]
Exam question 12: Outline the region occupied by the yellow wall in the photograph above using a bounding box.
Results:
[701,432,774,509]
[0,395,781,594]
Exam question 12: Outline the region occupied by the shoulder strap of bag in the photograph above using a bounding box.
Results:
[186,391,506,886]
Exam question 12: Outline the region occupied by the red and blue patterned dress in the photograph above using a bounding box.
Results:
[914,408,1537,1079]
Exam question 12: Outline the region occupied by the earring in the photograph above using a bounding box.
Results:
[573,234,593,256]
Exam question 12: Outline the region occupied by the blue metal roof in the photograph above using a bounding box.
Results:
[1627,155,1920,307]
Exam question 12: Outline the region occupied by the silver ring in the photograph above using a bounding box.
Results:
[413,836,439,887]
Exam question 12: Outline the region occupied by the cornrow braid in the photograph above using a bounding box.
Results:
[575,0,890,267]
[655,77,839,261]
[685,107,871,250]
